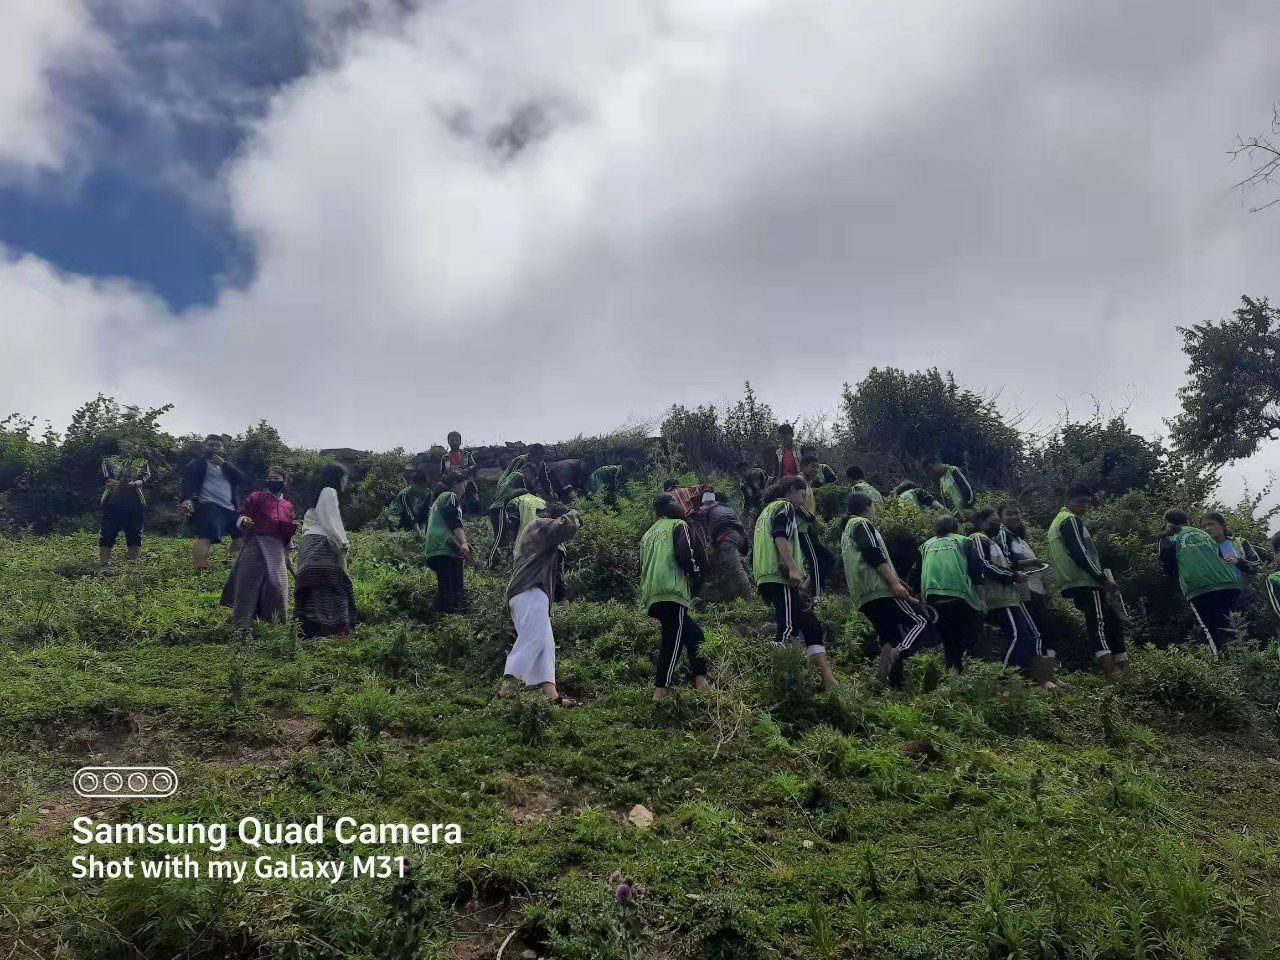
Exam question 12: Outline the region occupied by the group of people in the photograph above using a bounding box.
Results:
[99,435,359,637]
[96,424,1280,703]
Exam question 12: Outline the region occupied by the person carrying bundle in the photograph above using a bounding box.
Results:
[699,491,754,602]
[500,501,581,705]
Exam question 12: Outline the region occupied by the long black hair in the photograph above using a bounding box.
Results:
[318,461,349,502]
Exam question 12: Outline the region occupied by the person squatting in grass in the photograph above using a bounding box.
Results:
[390,467,432,535]
[919,515,985,673]
[500,500,581,705]
[923,458,975,513]
[972,508,1055,686]
[586,459,637,505]
[844,464,883,509]
[839,490,936,687]
[894,481,943,512]
[97,441,150,570]
[1160,509,1243,657]
[641,494,712,700]
[179,434,246,571]
[1047,484,1127,678]
[754,476,837,691]
[424,470,472,613]
[224,465,296,628]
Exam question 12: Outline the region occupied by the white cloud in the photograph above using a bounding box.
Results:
[1,0,1279,513]
[0,0,102,174]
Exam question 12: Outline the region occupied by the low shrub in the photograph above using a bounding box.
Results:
[1124,646,1251,729]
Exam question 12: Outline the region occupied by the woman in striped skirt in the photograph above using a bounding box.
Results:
[294,462,358,637]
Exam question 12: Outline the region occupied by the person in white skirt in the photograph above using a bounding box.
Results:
[499,501,580,705]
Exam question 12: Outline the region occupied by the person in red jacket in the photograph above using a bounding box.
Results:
[222,465,296,627]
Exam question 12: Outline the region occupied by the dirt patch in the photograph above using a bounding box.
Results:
[500,774,582,824]
[202,712,322,769]
[445,891,544,960]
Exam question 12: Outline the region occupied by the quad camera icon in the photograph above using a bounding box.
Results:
[74,766,178,799]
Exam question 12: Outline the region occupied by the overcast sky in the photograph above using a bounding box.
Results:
[2,0,1278,500]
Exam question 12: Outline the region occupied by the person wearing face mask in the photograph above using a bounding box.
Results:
[295,462,358,637]
[223,466,296,628]
[179,434,247,571]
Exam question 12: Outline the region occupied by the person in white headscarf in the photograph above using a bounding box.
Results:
[294,462,357,637]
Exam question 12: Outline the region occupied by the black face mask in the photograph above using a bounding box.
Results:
[266,479,285,494]
[206,450,221,459]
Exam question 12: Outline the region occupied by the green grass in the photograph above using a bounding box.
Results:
[2,529,1280,959]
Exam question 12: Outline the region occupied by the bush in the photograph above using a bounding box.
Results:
[1124,646,1251,729]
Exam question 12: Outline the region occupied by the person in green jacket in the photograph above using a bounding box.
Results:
[487,452,539,567]
[586,459,636,504]
[753,476,837,691]
[924,459,974,512]
[841,490,936,686]
[844,464,883,508]
[920,515,984,672]
[424,471,472,613]
[973,508,1054,684]
[1159,509,1242,656]
[512,492,548,540]
[641,494,711,700]
[893,481,943,511]
[1200,511,1264,585]
[1046,484,1126,676]
[390,467,432,534]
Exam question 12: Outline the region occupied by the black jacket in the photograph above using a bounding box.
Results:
[179,457,246,507]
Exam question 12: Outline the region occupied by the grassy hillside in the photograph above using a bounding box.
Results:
[3,503,1280,958]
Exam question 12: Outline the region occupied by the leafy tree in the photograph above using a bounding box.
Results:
[1171,296,1280,463]
[1023,414,1163,512]
[839,367,1022,485]
[723,382,778,467]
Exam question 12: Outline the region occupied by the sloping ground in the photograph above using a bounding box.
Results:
[1,530,1279,960]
